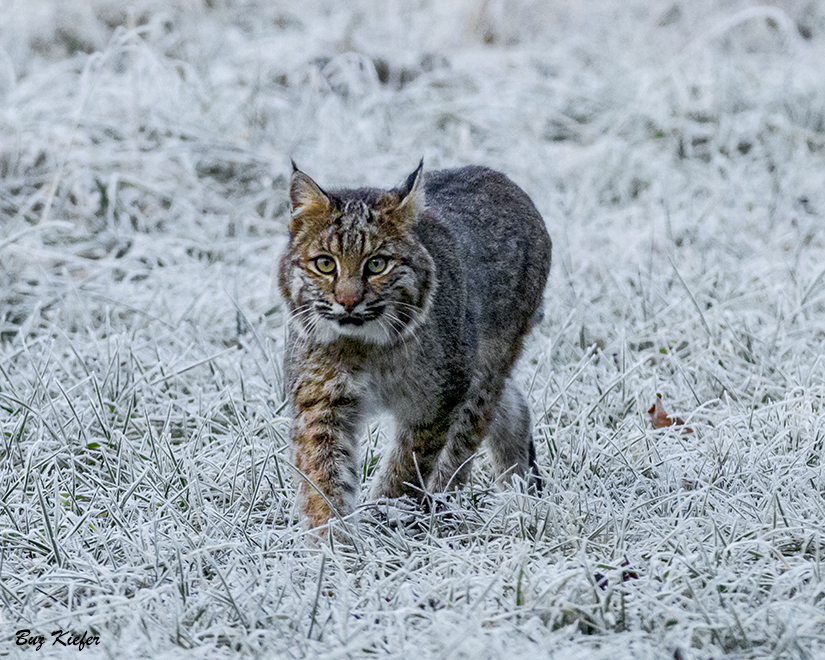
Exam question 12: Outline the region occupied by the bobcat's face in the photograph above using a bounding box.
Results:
[279,165,434,346]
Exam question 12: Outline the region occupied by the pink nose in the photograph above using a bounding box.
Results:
[335,279,363,313]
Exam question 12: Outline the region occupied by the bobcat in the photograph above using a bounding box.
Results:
[278,161,552,531]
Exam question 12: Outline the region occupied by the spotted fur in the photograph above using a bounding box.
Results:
[278,162,552,532]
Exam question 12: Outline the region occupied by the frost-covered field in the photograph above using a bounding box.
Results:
[2,0,825,658]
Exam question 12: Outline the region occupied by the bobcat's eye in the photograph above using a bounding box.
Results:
[313,256,336,274]
[365,256,388,275]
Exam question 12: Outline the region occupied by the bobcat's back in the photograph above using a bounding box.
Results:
[420,166,551,357]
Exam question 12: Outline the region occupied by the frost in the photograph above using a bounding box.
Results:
[1,1,825,658]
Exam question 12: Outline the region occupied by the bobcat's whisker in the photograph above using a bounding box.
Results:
[382,309,421,353]
[377,313,412,360]
[288,305,316,324]
[376,317,394,348]
[391,301,425,327]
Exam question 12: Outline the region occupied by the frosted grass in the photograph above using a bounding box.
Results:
[2,0,825,658]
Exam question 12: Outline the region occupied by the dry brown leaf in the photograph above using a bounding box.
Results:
[648,393,693,433]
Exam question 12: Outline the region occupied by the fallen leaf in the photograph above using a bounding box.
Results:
[594,558,639,590]
[648,393,693,433]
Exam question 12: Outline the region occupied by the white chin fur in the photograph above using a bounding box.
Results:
[311,317,396,346]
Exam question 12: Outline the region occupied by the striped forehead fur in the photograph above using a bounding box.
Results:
[309,191,396,256]
[320,201,377,255]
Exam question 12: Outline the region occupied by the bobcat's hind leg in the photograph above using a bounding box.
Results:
[484,378,543,492]
[425,382,495,495]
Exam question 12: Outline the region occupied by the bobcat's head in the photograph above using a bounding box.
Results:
[278,162,435,346]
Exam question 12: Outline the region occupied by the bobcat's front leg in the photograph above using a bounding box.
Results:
[371,424,445,501]
[290,360,363,531]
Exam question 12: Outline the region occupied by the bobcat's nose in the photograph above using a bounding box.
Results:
[335,278,363,313]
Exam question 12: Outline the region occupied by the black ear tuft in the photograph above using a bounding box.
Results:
[290,158,299,173]
[399,158,424,198]
[386,160,425,232]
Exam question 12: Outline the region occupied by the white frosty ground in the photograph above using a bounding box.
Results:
[1,0,824,658]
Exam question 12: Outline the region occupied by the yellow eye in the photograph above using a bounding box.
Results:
[313,256,336,274]
[366,256,388,275]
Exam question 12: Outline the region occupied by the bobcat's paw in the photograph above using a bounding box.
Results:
[361,495,421,527]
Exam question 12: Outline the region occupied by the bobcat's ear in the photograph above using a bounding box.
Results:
[386,159,425,232]
[289,165,330,235]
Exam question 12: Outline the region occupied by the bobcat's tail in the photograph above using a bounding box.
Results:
[528,439,543,494]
